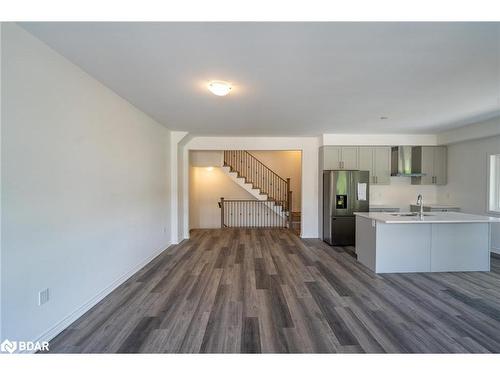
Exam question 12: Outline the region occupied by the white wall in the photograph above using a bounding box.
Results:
[190,150,224,167]
[169,131,188,244]
[0,23,3,342]
[189,166,254,229]
[437,135,500,253]
[437,116,500,145]
[181,136,319,238]
[370,177,438,211]
[322,133,438,146]
[1,24,172,343]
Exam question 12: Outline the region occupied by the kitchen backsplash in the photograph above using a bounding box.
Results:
[369,177,439,210]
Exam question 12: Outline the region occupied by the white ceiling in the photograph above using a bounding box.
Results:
[21,22,500,136]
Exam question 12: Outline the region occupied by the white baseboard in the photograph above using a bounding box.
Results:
[20,242,172,353]
[492,246,500,255]
[300,234,320,239]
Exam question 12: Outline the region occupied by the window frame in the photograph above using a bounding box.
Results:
[487,153,500,215]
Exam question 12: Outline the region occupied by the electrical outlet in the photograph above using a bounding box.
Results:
[38,288,49,306]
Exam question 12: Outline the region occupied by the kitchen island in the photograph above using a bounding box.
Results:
[355,211,500,273]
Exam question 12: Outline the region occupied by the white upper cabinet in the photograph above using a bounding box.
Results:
[322,146,342,170]
[321,146,358,170]
[358,146,391,184]
[411,146,447,185]
[320,145,444,186]
[419,146,435,185]
[341,147,359,170]
[358,147,374,180]
[373,147,391,185]
[433,146,447,185]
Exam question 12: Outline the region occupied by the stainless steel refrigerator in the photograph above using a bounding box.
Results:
[323,170,369,246]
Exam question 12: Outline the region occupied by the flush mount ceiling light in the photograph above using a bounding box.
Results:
[208,81,232,96]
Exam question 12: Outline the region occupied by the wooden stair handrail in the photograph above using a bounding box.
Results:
[242,151,288,185]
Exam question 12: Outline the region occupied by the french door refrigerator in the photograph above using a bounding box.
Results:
[323,170,369,246]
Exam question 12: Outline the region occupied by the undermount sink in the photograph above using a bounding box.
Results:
[390,213,434,217]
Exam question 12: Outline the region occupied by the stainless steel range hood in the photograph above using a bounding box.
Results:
[390,146,426,177]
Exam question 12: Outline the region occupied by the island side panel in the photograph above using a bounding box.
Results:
[355,216,377,272]
[375,223,432,273]
[430,223,490,272]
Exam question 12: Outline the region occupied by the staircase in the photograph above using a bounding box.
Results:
[221,150,293,227]
[220,166,287,219]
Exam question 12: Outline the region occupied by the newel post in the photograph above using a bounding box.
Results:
[220,197,225,228]
[286,178,292,212]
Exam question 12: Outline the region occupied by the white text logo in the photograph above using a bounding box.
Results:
[0,340,17,354]
[0,339,49,353]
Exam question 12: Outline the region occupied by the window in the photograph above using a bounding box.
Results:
[488,154,500,214]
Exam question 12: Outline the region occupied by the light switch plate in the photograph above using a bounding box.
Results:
[39,288,49,305]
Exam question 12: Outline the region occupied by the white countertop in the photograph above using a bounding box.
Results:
[355,211,500,224]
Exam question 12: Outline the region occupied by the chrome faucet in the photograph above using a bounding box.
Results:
[416,194,424,218]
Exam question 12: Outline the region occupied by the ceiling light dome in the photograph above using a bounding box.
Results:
[208,80,232,96]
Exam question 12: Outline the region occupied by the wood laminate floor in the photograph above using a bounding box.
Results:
[48,228,500,353]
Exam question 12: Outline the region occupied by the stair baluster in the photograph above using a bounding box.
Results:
[222,150,292,227]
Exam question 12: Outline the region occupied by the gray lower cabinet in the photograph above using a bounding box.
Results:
[369,207,400,213]
[411,146,447,185]
[358,146,391,185]
[410,205,460,213]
